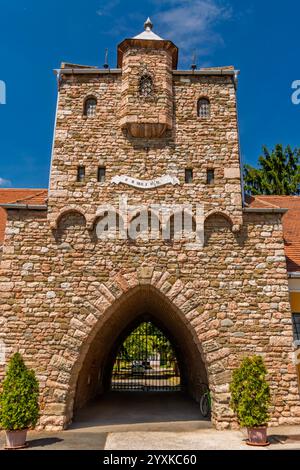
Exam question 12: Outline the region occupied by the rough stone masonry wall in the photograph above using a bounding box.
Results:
[0,47,299,430]
[48,70,243,230]
[120,47,173,131]
[0,208,299,430]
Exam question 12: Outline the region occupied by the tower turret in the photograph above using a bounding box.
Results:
[118,18,178,138]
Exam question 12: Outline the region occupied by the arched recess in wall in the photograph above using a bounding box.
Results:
[204,212,236,246]
[55,209,87,245]
[65,285,209,424]
[53,208,87,229]
[205,211,234,226]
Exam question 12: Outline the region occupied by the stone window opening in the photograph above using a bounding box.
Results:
[77,166,85,182]
[197,98,210,119]
[292,313,300,341]
[139,74,153,98]
[98,167,106,183]
[185,169,193,184]
[83,97,97,117]
[207,169,215,185]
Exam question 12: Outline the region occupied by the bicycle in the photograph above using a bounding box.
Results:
[199,383,212,418]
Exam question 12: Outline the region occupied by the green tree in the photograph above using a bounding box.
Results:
[230,356,271,428]
[118,322,174,364]
[0,353,39,430]
[244,144,300,195]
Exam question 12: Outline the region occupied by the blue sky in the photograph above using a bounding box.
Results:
[0,0,299,188]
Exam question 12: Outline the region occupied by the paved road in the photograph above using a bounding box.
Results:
[0,431,108,451]
[1,426,300,450]
[1,393,299,450]
[105,428,300,450]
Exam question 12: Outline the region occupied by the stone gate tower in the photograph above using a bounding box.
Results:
[1,20,299,430]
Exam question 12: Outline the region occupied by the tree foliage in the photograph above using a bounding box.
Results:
[230,356,271,428]
[118,322,175,363]
[244,144,300,195]
[0,353,39,430]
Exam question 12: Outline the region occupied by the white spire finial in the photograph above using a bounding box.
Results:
[133,17,163,41]
[144,17,153,32]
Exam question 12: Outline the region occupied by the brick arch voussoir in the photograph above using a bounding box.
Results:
[50,269,211,429]
[53,270,198,380]
[50,273,138,393]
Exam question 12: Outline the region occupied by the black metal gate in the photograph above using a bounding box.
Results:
[111,321,181,392]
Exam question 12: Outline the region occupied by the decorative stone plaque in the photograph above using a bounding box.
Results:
[111,175,180,189]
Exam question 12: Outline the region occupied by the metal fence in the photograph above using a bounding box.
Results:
[111,321,181,392]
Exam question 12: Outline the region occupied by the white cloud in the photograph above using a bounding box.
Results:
[96,0,120,17]
[95,0,233,64]
[0,177,12,187]
[153,0,232,56]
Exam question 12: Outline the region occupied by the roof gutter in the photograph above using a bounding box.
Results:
[243,208,288,214]
[288,272,300,279]
[173,69,238,77]
[55,68,122,75]
[55,68,238,77]
[0,204,47,210]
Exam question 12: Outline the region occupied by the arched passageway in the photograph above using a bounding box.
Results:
[71,285,209,428]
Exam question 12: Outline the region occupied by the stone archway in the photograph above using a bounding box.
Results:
[73,286,208,414]
[44,269,232,431]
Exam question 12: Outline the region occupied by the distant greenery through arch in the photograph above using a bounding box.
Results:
[111,321,181,391]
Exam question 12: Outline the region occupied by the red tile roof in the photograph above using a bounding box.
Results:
[247,195,300,272]
[0,189,47,245]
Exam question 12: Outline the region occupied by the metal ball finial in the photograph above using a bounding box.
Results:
[144,17,153,32]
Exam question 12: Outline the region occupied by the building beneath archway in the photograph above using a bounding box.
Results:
[0,19,300,430]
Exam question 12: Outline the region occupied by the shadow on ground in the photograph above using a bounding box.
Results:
[22,432,107,450]
[27,437,63,448]
[70,391,211,432]
[268,434,300,444]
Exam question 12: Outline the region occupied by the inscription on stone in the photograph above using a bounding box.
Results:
[111,175,180,189]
